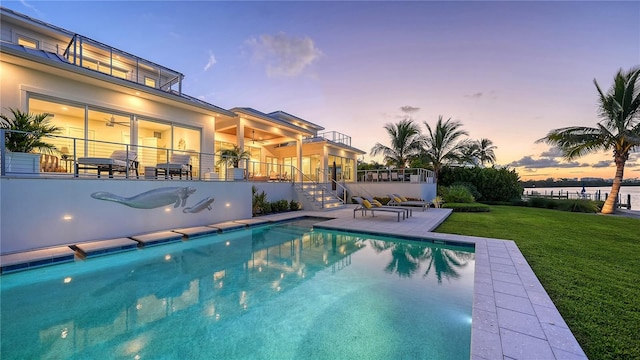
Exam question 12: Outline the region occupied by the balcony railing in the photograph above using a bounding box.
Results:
[0,130,297,182]
[356,168,435,183]
[62,34,184,94]
[314,131,352,147]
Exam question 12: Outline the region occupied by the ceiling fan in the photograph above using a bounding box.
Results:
[251,129,266,144]
[105,115,130,127]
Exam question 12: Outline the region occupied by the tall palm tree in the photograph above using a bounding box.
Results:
[476,138,497,166]
[537,67,640,214]
[422,115,469,180]
[370,119,423,169]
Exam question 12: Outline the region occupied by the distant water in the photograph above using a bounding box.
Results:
[523,186,639,210]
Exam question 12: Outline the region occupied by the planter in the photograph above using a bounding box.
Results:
[233,168,245,180]
[3,152,41,174]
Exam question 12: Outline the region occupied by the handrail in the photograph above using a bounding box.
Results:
[291,165,330,208]
[316,167,349,204]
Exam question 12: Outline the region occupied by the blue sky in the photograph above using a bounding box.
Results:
[5,0,640,180]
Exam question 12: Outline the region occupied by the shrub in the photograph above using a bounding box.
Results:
[439,166,523,202]
[525,197,602,213]
[442,203,491,212]
[451,181,482,201]
[262,201,272,214]
[252,186,268,216]
[289,200,300,211]
[442,185,475,203]
[527,197,553,209]
[556,199,601,213]
[272,200,289,212]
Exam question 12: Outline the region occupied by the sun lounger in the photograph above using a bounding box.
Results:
[353,196,405,222]
[76,150,139,178]
[388,193,430,211]
[364,196,412,217]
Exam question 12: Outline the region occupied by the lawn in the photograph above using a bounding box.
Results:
[434,205,640,360]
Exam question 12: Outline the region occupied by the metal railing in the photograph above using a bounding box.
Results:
[316,167,349,204]
[0,130,300,182]
[356,168,435,183]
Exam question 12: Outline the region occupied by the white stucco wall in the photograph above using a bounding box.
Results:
[0,60,221,163]
[345,182,437,203]
[0,178,299,254]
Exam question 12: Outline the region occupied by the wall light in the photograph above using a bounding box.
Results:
[63,214,73,221]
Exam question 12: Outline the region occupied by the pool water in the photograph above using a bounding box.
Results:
[0,218,475,359]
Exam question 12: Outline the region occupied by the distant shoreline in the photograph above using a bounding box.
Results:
[521,182,640,188]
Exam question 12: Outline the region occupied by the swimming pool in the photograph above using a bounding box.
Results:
[0,218,475,359]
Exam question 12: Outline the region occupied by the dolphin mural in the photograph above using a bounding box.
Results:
[183,197,215,213]
[91,187,197,209]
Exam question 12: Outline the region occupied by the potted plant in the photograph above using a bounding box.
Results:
[216,145,251,180]
[1,108,63,173]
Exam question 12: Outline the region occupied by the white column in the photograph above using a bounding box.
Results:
[296,133,303,182]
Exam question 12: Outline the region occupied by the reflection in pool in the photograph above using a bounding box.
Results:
[0,218,475,359]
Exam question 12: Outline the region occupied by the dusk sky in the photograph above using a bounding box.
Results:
[5,1,640,180]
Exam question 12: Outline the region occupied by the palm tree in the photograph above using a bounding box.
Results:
[1,108,63,153]
[370,119,423,169]
[421,115,469,180]
[216,145,251,168]
[458,140,480,166]
[537,67,640,214]
[476,138,497,166]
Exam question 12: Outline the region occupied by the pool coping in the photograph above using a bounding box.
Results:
[0,208,588,359]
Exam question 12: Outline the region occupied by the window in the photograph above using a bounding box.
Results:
[17,35,38,49]
[144,77,157,88]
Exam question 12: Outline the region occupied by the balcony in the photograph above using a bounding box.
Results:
[62,34,184,94]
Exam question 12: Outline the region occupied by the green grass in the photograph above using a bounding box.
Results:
[434,205,640,360]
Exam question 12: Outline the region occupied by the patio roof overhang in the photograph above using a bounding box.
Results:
[216,107,315,146]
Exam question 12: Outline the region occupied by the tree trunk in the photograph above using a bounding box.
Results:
[601,160,625,214]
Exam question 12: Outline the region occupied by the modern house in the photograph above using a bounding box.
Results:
[0,6,434,255]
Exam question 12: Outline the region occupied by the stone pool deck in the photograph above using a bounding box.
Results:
[261,206,588,360]
[0,205,587,359]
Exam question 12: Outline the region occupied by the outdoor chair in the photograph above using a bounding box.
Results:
[364,196,412,217]
[76,150,139,178]
[155,153,192,179]
[353,196,406,222]
[387,193,430,211]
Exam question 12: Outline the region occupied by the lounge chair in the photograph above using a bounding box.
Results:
[363,196,412,217]
[76,150,138,178]
[387,193,430,211]
[155,153,192,179]
[353,196,406,222]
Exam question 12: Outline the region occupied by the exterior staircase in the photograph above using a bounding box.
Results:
[294,182,346,211]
